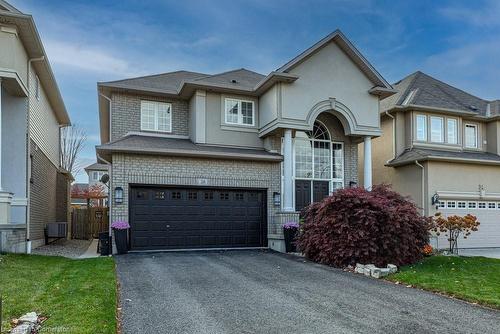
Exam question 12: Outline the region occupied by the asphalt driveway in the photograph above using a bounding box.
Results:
[115,250,500,334]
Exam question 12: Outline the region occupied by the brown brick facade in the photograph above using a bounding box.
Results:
[111,153,284,236]
[111,93,189,141]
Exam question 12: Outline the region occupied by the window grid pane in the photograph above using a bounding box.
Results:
[332,143,343,180]
[295,140,313,178]
[225,100,239,124]
[241,101,253,125]
[430,117,444,143]
[157,103,171,132]
[314,141,331,179]
[447,119,457,144]
[465,125,477,148]
[141,101,156,131]
[416,115,427,141]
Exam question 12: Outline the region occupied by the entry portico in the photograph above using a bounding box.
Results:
[259,30,394,216]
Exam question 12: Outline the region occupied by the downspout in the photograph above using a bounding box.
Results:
[415,160,425,215]
[25,56,45,253]
[385,111,395,163]
[97,154,112,255]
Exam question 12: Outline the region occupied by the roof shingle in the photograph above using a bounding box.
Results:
[387,147,500,166]
[382,71,492,116]
[96,135,282,162]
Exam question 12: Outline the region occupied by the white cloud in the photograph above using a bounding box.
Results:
[440,0,500,27]
[423,39,500,99]
[44,39,144,77]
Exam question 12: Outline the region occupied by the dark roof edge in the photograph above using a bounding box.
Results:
[96,145,283,162]
[387,155,500,167]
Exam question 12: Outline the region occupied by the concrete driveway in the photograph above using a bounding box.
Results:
[115,250,500,334]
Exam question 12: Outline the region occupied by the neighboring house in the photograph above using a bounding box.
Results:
[70,183,88,209]
[84,162,109,207]
[0,1,71,253]
[360,71,500,249]
[96,30,395,252]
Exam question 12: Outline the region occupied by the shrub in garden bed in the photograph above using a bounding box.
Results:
[297,185,429,268]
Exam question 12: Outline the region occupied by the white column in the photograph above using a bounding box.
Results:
[363,136,372,190]
[0,77,2,191]
[282,129,294,211]
[0,78,12,225]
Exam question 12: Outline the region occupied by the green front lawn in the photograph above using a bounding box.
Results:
[0,254,117,334]
[388,255,500,309]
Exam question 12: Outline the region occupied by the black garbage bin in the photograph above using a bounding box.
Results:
[99,232,111,256]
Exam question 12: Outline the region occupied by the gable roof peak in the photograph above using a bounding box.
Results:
[276,29,392,90]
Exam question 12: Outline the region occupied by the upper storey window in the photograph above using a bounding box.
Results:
[224,98,255,126]
[447,119,458,144]
[416,115,427,141]
[430,116,444,143]
[464,124,478,148]
[140,100,172,132]
[415,114,459,145]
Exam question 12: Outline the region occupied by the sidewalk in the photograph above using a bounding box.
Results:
[78,239,100,259]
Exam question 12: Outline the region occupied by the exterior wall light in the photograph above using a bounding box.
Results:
[114,187,124,204]
[273,192,281,207]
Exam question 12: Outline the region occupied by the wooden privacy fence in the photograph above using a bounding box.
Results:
[72,207,109,239]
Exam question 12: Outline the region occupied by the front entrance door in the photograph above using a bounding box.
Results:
[295,180,330,211]
[313,181,329,202]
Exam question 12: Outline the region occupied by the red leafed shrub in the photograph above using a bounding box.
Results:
[297,185,430,268]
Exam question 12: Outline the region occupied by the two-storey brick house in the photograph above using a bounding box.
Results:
[96,30,395,252]
[361,71,500,249]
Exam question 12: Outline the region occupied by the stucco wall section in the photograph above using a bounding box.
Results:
[110,93,189,141]
[281,41,380,131]
[111,153,283,236]
[0,26,29,86]
[205,92,263,148]
[427,161,500,209]
[29,67,60,167]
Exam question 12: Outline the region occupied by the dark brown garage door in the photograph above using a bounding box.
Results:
[129,186,267,250]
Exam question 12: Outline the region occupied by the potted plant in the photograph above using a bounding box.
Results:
[111,221,130,254]
[282,221,299,253]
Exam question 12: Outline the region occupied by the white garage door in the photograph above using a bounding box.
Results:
[432,200,500,249]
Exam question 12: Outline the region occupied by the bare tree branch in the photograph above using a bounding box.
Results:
[60,125,87,178]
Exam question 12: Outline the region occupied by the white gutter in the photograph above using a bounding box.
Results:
[385,111,395,163]
[415,160,425,215]
[97,154,112,255]
[99,93,112,142]
[25,56,45,254]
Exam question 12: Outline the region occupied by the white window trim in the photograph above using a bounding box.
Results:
[140,100,172,133]
[430,116,444,143]
[415,114,427,141]
[224,98,255,126]
[290,121,345,209]
[464,123,478,149]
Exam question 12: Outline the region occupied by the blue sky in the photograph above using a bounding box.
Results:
[10,0,500,182]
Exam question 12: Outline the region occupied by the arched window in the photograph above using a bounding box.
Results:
[293,121,344,210]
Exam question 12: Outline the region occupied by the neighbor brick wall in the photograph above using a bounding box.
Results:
[29,140,71,243]
[110,93,189,141]
[111,153,283,235]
